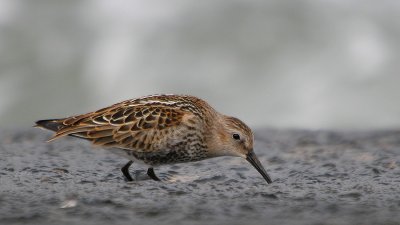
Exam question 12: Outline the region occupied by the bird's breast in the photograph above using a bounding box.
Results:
[119,147,208,166]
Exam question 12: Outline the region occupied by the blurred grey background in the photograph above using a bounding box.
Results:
[0,0,399,130]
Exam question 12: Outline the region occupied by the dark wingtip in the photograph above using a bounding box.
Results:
[35,119,62,132]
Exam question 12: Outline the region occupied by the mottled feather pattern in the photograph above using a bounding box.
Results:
[35,94,273,183]
[48,95,210,155]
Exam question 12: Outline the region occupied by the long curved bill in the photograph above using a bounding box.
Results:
[246,150,272,184]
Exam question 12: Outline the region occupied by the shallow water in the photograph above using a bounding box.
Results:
[1,128,400,225]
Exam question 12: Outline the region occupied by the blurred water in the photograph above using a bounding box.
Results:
[0,0,400,129]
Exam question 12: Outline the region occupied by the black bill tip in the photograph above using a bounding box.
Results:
[246,150,272,184]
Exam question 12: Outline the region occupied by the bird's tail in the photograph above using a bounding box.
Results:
[34,119,65,132]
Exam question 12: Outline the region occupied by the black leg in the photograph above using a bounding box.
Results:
[121,160,134,181]
[147,168,161,181]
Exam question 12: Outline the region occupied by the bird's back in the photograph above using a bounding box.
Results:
[35,94,216,165]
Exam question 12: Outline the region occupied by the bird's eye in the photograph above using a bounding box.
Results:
[232,133,241,141]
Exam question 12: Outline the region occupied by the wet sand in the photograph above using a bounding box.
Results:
[1,128,400,225]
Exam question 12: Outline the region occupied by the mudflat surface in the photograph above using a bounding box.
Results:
[1,128,400,225]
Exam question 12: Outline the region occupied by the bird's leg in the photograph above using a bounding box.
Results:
[147,168,161,181]
[121,160,134,181]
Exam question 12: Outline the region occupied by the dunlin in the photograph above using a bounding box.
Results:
[35,94,272,183]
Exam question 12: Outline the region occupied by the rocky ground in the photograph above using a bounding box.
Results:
[1,128,400,225]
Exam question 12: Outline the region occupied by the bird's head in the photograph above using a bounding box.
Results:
[208,115,272,184]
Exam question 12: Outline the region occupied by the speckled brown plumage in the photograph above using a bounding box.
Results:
[35,94,272,183]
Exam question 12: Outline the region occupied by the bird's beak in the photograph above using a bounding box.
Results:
[246,150,272,184]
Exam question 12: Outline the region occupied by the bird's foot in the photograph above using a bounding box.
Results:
[124,170,152,182]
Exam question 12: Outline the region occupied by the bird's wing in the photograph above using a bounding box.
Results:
[48,101,197,153]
